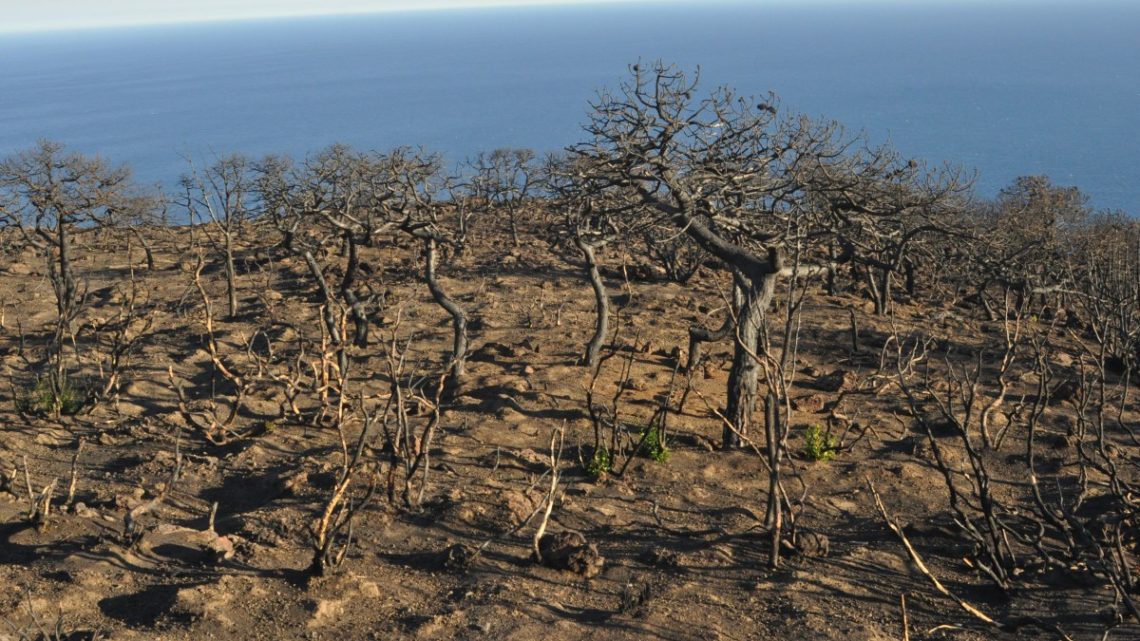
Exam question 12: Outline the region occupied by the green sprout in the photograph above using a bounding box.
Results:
[802,424,838,462]
[640,421,670,463]
[15,371,88,417]
[587,446,613,478]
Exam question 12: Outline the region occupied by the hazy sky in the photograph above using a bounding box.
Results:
[1,0,1071,33]
[0,0,702,33]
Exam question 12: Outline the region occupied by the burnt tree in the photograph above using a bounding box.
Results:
[180,155,256,320]
[572,63,958,448]
[0,140,135,378]
[468,148,537,247]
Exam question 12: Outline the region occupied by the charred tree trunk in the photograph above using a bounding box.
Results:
[279,228,296,254]
[685,273,744,373]
[507,205,521,247]
[972,283,1000,321]
[576,237,609,369]
[724,273,776,449]
[129,227,155,270]
[764,392,783,568]
[302,250,348,372]
[49,221,79,373]
[873,268,892,316]
[686,315,731,374]
[863,266,878,306]
[455,206,470,256]
[423,238,468,385]
[825,244,838,296]
[224,235,238,320]
[54,221,77,328]
[340,232,370,347]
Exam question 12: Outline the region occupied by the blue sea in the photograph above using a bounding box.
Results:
[0,0,1137,212]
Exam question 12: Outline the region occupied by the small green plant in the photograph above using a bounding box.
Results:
[586,446,612,478]
[802,424,838,462]
[640,421,670,463]
[15,372,88,417]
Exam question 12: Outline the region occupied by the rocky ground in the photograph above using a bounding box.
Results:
[0,221,1136,640]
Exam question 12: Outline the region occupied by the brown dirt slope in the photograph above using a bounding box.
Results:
[0,222,1135,640]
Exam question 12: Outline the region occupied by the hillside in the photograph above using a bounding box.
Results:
[0,214,1137,641]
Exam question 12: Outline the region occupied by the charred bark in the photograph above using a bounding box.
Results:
[685,272,744,373]
[576,236,609,369]
[340,232,371,347]
[303,249,349,375]
[224,237,238,320]
[423,237,468,385]
[723,273,777,448]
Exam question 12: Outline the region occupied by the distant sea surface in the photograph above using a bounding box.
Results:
[1,1,1137,211]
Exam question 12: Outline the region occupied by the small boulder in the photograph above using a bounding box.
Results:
[620,377,648,392]
[794,531,830,558]
[274,470,310,497]
[34,428,72,447]
[792,394,827,414]
[1051,378,1080,404]
[538,531,605,578]
[441,543,473,571]
[816,369,857,393]
[639,546,680,568]
[470,342,521,362]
